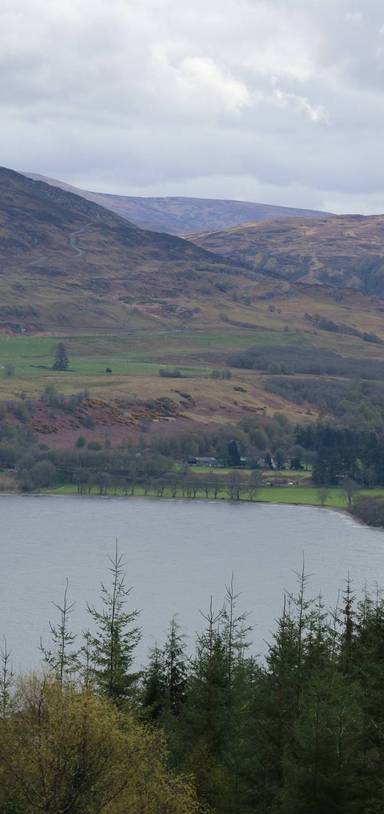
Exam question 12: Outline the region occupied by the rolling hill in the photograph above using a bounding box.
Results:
[3,165,384,436]
[0,166,250,331]
[188,214,384,295]
[24,173,330,235]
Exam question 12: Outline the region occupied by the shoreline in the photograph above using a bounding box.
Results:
[0,484,359,515]
[1,485,382,528]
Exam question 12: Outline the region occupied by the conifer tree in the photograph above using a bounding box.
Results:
[281,669,363,814]
[181,600,230,809]
[340,575,356,674]
[87,544,141,703]
[52,342,69,371]
[222,575,251,683]
[257,597,300,804]
[0,638,14,718]
[40,579,80,687]
[142,644,166,721]
[164,616,187,716]
[221,580,256,812]
[305,593,332,674]
[350,588,384,811]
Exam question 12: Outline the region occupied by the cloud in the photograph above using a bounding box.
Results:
[345,11,364,24]
[173,57,251,115]
[272,88,330,123]
[0,0,383,212]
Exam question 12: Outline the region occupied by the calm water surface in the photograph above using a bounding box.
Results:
[1,495,384,671]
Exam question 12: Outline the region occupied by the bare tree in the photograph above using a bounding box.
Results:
[247,470,261,502]
[343,477,359,508]
[317,485,329,507]
[226,472,242,501]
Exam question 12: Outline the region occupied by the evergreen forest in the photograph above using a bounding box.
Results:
[2,549,384,813]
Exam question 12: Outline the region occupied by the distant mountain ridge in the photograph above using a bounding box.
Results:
[6,168,384,304]
[24,173,331,235]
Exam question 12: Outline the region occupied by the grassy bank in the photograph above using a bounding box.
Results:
[43,483,384,510]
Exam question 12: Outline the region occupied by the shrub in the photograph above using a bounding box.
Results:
[75,436,86,449]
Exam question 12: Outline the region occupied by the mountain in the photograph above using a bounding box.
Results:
[2,167,384,434]
[0,166,248,331]
[188,214,384,295]
[24,173,330,235]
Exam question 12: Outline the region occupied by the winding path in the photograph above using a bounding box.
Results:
[67,221,95,258]
[26,219,96,269]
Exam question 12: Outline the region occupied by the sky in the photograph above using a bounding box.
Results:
[1,0,384,213]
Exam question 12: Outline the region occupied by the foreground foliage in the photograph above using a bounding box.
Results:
[0,680,202,814]
[3,550,384,812]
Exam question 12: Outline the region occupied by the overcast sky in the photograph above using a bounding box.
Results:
[1,0,384,212]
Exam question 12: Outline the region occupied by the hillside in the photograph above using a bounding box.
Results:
[188,214,384,295]
[24,173,329,235]
[3,166,384,437]
[0,166,248,331]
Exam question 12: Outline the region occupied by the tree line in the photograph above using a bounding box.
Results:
[2,550,384,812]
[297,424,384,486]
[5,392,384,493]
[266,376,384,433]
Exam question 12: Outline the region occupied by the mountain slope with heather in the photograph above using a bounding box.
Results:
[24,173,330,235]
[3,167,384,433]
[0,166,250,331]
[188,214,384,295]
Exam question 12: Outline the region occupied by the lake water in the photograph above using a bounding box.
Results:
[1,495,384,672]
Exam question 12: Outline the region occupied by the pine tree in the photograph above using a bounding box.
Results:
[220,579,254,813]
[349,588,384,812]
[142,644,166,720]
[0,638,14,718]
[40,579,80,687]
[256,597,300,805]
[281,669,363,814]
[181,600,230,809]
[87,544,141,703]
[222,575,251,683]
[340,575,356,674]
[52,342,69,371]
[163,616,187,716]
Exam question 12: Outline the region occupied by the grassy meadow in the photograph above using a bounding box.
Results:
[45,482,384,511]
[0,328,315,423]
[2,291,384,425]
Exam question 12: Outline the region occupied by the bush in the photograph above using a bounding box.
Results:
[0,680,201,814]
[351,495,384,527]
[211,369,232,380]
[159,368,183,378]
[75,436,86,448]
[30,460,57,489]
[3,364,15,378]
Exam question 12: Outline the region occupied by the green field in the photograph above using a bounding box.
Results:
[0,333,222,385]
[2,320,383,432]
[0,327,312,423]
[189,467,310,479]
[0,329,266,357]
